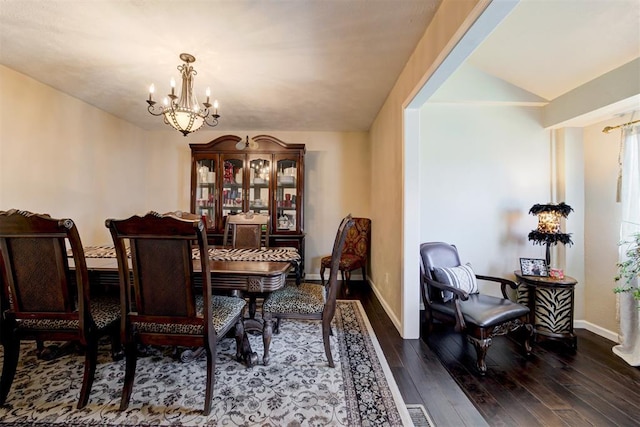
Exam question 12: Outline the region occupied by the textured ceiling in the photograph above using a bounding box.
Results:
[1,0,638,133]
[468,0,640,101]
[0,0,441,132]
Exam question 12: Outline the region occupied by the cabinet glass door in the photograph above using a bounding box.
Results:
[275,157,299,232]
[248,155,270,215]
[221,155,245,218]
[195,157,217,229]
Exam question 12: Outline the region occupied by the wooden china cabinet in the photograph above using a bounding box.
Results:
[189,134,305,271]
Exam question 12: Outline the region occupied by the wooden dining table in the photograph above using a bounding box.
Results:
[72,248,294,365]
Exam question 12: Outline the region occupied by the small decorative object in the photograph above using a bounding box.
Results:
[278,214,291,230]
[224,161,234,184]
[528,202,573,266]
[520,258,548,277]
[549,268,565,279]
[198,165,209,183]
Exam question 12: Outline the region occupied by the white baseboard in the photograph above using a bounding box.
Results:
[304,274,404,334]
[368,280,403,333]
[574,320,620,343]
[306,274,622,344]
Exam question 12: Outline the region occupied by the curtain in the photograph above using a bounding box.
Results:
[613,124,640,366]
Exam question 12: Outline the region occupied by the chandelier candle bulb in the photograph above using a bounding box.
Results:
[213,100,219,115]
[148,84,154,102]
[170,77,176,96]
[205,87,211,105]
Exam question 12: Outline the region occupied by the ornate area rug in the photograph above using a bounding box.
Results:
[0,300,413,426]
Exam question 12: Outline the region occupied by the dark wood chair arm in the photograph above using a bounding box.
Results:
[475,274,518,299]
[424,275,470,301]
[423,276,468,332]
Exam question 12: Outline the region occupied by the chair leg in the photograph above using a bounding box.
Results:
[341,270,349,295]
[523,323,534,355]
[322,318,334,368]
[109,324,124,361]
[203,338,216,416]
[468,336,491,375]
[320,265,326,285]
[119,341,138,411]
[0,338,20,405]
[77,337,98,409]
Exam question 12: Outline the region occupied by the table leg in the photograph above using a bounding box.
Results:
[263,317,273,366]
[248,296,257,320]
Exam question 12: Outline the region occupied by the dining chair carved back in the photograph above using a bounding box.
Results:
[261,214,354,367]
[106,212,248,415]
[222,212,270,249]
[0,209,121,409]
[163,210,200,221]
[319,217,370,293]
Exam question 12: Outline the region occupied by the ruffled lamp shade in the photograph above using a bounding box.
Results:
[528,202,573,266]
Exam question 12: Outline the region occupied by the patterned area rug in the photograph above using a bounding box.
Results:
[0,300,413,426]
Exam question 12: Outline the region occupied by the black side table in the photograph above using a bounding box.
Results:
[514,270,578,350]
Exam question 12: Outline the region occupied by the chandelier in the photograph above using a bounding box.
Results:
[146,53,220,136]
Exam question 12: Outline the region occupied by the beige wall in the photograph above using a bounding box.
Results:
[369,0,484,325]
[420,104,551,291]
[0,65,149,244]
[583,116,625,335]
[0,65,370,277]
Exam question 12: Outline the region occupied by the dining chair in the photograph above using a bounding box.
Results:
[222,212,269,249]
[261,214,354,367]
[319,217,370,294]
[106,211,249,415]
[0,209,121,409]
[163,210,200,220]
[420,242,533,374]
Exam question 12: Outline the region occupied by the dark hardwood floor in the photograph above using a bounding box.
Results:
[340,280,640,427]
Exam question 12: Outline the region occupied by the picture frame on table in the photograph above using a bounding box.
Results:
[519,258,548,277]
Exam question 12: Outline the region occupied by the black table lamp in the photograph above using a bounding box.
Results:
[528,202,573,266]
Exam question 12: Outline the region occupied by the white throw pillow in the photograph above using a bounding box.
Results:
[433,263,478,302]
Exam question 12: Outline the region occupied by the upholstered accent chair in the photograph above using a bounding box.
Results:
[262,214,354,367]
[106,212,250,415]
[419,242,533,374]
[222,212,270,249]
[320,217,370,293]
[0,209,121,409]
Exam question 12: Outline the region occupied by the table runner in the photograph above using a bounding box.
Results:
[71,245,301,263]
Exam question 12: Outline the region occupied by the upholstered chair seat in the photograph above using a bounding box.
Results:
[435,294,531,328]
[133,295,246,336]
[18,296,120,331]
[262,283,326,315]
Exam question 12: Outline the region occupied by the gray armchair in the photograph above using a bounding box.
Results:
[419,242,533,374]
